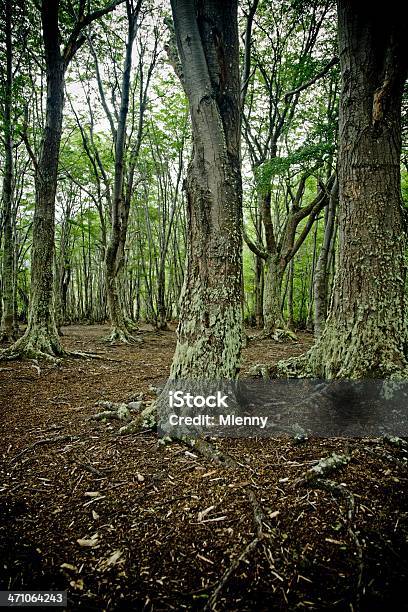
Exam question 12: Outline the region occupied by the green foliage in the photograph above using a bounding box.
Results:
[255,143,333,195]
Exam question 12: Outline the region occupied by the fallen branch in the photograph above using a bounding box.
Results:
[297,453,363,606]
[204,537,259,610]
[205,487,281,610]
[68,350,121,362]
[9,435,80,464]
[77,462,106,478]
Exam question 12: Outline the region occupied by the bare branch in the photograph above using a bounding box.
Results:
[284,56,339,102]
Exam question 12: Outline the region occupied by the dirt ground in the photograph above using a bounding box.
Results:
[1,325,408,611]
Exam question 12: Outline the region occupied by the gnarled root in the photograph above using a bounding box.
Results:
[117,401,156,435]
[0,329,64,362]
[258,327,298,342]
[102,326,143,344]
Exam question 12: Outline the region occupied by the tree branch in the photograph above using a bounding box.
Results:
[63,0,125,66]
[243,231,267,260]
[284,57,339,102]
[241,0,259,109]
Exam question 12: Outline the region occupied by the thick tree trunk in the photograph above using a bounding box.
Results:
[314,178,338,338]
[105,260,135,342]
[4,2,64,358]
[0,0,15,342]
[169,0,243,379]
[301,1,408,378]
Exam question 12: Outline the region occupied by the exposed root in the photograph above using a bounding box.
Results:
[0,345,62,363]
[102,326,143,344]
[91,402,132,422]
[258,327,298,343]
[276,317,408,379]
[296,452,363,604]
[294,452,351,486]
[9,435,80,464]
[247,363,274,379]
[117,401,156,435]
[123,317,140,332]
[275,353,311,378]
[0,328,64,363]
[181,437,238,468]
[68,350,121,362]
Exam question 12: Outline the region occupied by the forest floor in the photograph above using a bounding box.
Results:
[1,325,408,611]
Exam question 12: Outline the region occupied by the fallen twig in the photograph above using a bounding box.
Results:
[9,435,80,464]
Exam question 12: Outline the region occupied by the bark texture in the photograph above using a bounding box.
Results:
[7,2,64,358]
[289,0,408,378]
[313,178,338,337]
[104,4,137,344]
[0,0,16,342]
[169,0,243,379]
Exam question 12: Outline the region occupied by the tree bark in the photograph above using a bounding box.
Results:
[300,0,408,378]
[262,255,285,336]
[169,0,243,379]
[0,0,16,342]
[313,177,338,337]
[104,5,137,343]
[1,0,123,360]
[7,2,64,358]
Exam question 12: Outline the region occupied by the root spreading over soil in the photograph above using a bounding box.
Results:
[1,325,407,610]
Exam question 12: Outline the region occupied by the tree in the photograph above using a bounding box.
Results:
[313,176,337,337]
[0,0,15,341]
[103,0,143,343]
[69,8,158,341]
[168,0,243,379]
[1,0,123,360]
[242,0,338,337]
[281,0,408,378]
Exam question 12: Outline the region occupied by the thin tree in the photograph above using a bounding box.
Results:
[0,0,15,341]
[1,0,123,360]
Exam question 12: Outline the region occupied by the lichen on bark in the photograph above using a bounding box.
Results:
[277,1,408,380]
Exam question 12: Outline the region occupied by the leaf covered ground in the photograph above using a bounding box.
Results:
[1,326,407,610]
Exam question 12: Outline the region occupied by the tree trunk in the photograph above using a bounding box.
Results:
[287,259,295,331]
[254,212,264,327]
[5,2,64,358]
[0,0,15,342]
[104,3,143,343]
[169,0,243,379]
[304,0,408,378]
[314,178,338,337]
[262,255,285,337]
[254,253,264,327]
[306,219,319,331]
[156,263,168,331]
